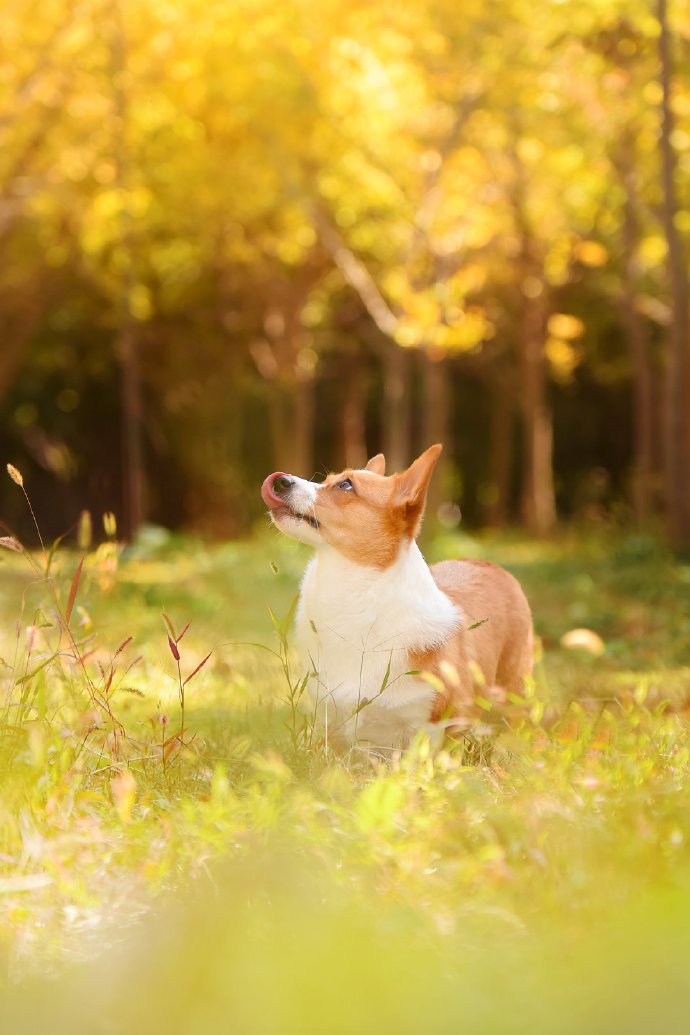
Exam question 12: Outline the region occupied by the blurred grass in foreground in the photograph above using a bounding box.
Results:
[1,526,690,1032]
[6,854,690,1035]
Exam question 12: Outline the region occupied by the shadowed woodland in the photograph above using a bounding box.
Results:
[3,4,690,1030]
[1,0,689,545]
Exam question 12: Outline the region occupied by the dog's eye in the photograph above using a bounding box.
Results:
[337,479,353,491]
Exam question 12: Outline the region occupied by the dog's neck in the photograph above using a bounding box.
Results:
[295,538,461,749]
[300,539,460,653]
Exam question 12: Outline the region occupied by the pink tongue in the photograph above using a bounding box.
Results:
[261,472,291,508]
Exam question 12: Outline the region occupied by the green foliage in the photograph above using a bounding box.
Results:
[1,523,690,1029]
[2,0,690,533]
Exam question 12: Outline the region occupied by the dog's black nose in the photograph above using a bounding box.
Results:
[272,474,295,496]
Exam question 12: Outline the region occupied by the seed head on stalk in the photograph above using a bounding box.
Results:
[7,464,23,487]
[6,463,47,565]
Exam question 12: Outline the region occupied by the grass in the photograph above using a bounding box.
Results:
[1,500,690,1032]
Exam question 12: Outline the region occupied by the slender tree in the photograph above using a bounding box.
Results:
[617,133,658,522]
[657,0,690,545]
[112,0,145,538]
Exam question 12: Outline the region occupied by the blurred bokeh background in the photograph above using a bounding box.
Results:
[1,0,689,544]
[4,5,690,1027]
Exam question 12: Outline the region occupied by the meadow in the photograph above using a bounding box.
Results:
[1,507,690,1033]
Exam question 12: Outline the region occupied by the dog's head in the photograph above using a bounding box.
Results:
[261,445,442,569]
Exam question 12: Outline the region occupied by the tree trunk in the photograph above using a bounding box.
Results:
[486,369,514,527]
[268,386,290,474]
[658,0,690,545]
[117,324,145,538]
[291,375,316,477]
[382,344,412,474]
[268,377,316,477]
[0,298,46,403]
[519,287,556,534]
[339,350,368,469]
[509,140,557,536]
[622,293,656,523]
[619,140,657,523]
[112,1,145,540]
[421,349,450,527]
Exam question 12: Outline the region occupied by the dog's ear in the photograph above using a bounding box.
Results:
[396,444,442,536]
[365,453,386,476]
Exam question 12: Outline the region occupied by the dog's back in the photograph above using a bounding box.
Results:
[413,559,533,720]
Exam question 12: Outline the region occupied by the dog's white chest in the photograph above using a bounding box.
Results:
[294,544,460,750]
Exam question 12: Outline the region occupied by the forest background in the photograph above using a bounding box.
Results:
[4,3,690,1025]
[1,0,690,547]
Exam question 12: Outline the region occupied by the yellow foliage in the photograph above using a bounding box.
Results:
[517,137,545,164]
[393,320,420,347]
[130,284,153,321]
[673,210,690,233]
[639,235,668,268]
[575,241,608,268]
[545,337,582,383]
[406,292,442,327]
[547,313,585,340]
[2,0,685,407]
[382,269,410,302]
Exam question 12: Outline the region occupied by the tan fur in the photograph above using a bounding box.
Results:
[411,559,533,721]
[314,469,404,568]
[312,449,439,569]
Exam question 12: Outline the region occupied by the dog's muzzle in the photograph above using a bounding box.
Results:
[261,473,320,528]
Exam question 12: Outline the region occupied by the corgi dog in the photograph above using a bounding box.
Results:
[261,444,533,752]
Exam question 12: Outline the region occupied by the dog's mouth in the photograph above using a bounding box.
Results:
[260,475,321,531]
[274,504,320,530]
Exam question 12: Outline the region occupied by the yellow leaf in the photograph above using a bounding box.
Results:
[111,769,137,823]
[560,628,605,656]
[579,239,608,267]
[547,314,585,340]
[545,337,581,383]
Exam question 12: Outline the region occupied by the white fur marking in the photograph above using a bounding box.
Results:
[269,477,322,547]
[295,540,461,749]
